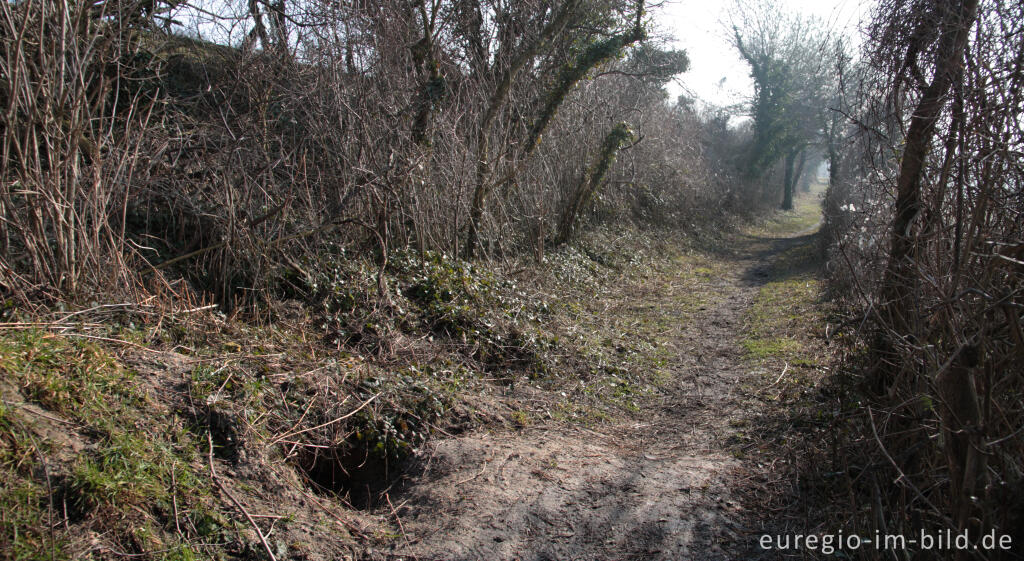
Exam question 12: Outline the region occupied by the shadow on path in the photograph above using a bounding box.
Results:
[382,202,827,561]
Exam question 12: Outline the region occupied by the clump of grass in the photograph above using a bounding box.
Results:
[510,409,532,427]
[0,331,142,426]
[742,337,803,360]
[68,430,209,518]
[0,330,228,559]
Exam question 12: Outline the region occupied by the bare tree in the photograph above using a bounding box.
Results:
[732,1,831,209]
[822,0,1024,555]
[878,0,979,338]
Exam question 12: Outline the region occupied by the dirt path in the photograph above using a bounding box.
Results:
[382,205,824,561]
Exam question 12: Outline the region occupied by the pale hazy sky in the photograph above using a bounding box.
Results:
[657,0,869,109]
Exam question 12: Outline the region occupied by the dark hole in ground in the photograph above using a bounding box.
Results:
[291,442,400,510]
[180,405,241,462]
[53,475,91,524]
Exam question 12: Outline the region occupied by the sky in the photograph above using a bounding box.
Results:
[657,0,869,110]
[171,0,866,112]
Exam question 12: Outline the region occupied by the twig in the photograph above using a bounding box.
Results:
[385,492,411,546]
[146,241,227,274]
[0,322,104,330]
[275,394,335,450]
[171,468,182,537]
[768,362,789,387]
[455,449,493,486]
[268,393,379,444]
[54,302,147,323]
[2,400,80,427]
[53,332,163,353]
[992,253,1024,268]
[207,434,278,561]
[206,363,234,404]
[174,304,219,314]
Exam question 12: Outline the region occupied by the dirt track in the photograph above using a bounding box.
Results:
[382,216,823,561]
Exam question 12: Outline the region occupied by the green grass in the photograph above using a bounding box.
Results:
[510,409,532,427]
[68,429,208,517]
[0,330,224,560]
[742,276,822,364]
[0,331,142,427]
[755,189,824,237]
[742,337,803,360]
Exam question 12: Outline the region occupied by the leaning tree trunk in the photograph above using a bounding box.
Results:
[462,1,578,259]
[880,0,978,341]
[555,123,634,245]
[464,0,644,258]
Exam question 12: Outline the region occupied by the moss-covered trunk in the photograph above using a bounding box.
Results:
[555,123,634,245]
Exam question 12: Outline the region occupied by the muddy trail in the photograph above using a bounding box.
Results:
[378,208,827,560]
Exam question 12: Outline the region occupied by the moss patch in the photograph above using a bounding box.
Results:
[743,278,822,364]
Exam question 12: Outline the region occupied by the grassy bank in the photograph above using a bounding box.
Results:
[1,219,745,560]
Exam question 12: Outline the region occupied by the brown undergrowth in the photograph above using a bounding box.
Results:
[723,190,885,560]
[377,188,836,560]
[0,217,742,561]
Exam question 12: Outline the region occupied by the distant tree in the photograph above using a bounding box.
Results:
[731,1,831,209]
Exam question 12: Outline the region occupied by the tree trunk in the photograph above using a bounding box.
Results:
[463,0,578,258]
[796,150,809,192]
[781,148,798,210]
[269,0,288,57]
[246,0,270,53]
[555,123,633,245]
[880,0,978,336]
[827,142,839,190]
[464,0,644,258]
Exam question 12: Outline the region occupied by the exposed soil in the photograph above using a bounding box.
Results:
[0,195,827,561]
[380,216,825,560]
